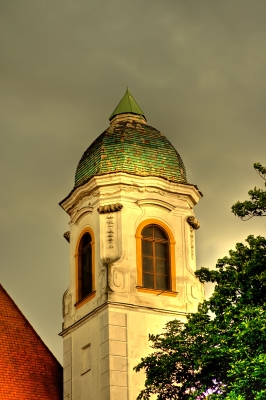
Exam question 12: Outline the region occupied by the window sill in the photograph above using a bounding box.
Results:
[74,291,96,309]
[136,286,178,297]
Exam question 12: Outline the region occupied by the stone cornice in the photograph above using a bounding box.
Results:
[59,173,202,215]
[59,300,188,337]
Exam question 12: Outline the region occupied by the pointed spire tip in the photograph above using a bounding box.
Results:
[109,88,146,121]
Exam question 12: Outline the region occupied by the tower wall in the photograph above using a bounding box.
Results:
[63,305,189,400]
[60,173,203,400]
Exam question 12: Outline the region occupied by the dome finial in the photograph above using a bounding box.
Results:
[109,88,146,122]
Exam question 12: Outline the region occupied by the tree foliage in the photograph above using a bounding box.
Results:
[135,236,266,399]
[135,163,266,399]
[232,163,266,220]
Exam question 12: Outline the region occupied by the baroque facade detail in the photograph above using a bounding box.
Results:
[97,202,123,213]
[186,215,201,229]
[63,231,70,243]
[189,226,195,260]
[106,214,114,248]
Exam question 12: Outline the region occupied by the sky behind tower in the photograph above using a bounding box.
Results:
[1,0,266,363]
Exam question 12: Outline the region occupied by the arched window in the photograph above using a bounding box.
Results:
[78,233,93,301]
[136,219,176,295]
[141,225,170,291]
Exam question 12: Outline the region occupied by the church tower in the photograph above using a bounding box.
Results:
[59,89,204,400]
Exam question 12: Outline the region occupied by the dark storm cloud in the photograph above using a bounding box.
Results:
[1,0,266,361]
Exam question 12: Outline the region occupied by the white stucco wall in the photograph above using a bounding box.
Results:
[60,173,203,400]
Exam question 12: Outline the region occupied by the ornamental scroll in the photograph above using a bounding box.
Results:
[186,216,200,230]
[186,216,200,261]
[97,203,123,214]
[99,203,123,260]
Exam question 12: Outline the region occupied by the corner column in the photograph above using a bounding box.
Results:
[63,336,72,400]
[100,310,128,400]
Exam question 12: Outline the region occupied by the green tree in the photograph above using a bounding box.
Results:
[232,163,266,220]
[135,164,266,399]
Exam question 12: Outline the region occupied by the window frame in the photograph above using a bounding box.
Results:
[74,227,96,308]
[136,219,177,296]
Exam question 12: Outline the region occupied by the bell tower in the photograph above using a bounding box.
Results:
[59,89,204,400]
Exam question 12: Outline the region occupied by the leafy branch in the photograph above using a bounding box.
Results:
[232,163,266,220]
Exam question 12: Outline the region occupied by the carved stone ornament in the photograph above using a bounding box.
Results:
[191,284,199,299]
[111,267,126,292]
[99,267,107,293]
[186,282,200,304]
[106,214,114,248]
[62,289,72,317]
[189,226,194,260]
[63,231,70,243]
[101,257,127,293]
[97,203,123,214]
[186,216,200,230]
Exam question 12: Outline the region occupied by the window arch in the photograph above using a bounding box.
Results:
[136,219,177,295]
[78,233,93,299]
[75,228,95,307]
[142,225,170,290]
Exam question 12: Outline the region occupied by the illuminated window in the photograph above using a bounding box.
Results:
[142,225,170,290]
[136,219,177,295]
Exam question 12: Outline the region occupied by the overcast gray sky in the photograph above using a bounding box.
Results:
[1,0,266,363]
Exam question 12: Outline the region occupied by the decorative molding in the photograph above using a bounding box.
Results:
[136,198,175,211]
[106,214,114,248]
[100,209,122,260]
[60,172,202,213]
[99,267,107,293]
[110,267,127,292]
[189,226,194,260]
[60,301,188,337]
[101,257,126,293]
[100,189,121,198]
[186,281,200,303]
[72,206,94,224]
[63,231,70,243]
[98,186,193,202]
[191,284,199,299]
[122,186,167,197]
[97,203,123,213]
[186,216,200,230]
[186,216,199,260]
[62,289,72,317]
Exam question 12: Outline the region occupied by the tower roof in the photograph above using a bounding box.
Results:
[66,90,188,192]
[74,121,187,189]
[109,88,146,121]
[0,284,63,399]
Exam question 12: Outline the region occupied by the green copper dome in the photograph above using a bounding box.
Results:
[74,90,187,188]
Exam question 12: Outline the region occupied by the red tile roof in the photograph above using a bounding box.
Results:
[0,285,63,399]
